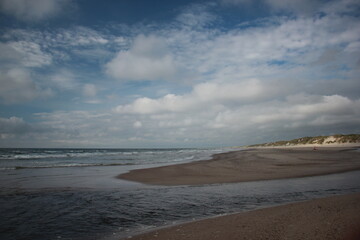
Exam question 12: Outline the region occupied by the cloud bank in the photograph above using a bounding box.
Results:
[0,0,359,147]
[0,0,73,21]
[106,35,179,82]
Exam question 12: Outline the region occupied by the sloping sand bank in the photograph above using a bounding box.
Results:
[118,147,360,186]
[123,193,360,240]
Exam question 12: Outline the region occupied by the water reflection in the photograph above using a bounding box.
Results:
[1,167,359,240]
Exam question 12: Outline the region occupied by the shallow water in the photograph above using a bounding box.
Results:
[1,148,360,240]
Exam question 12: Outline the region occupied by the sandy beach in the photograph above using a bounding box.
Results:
[118,147,360,186]
[118,147,360,240]
[123,193,360,240]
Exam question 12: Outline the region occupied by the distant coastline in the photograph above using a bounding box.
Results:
[247,134,360,148]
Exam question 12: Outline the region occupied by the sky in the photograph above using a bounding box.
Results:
[0,0,359,148]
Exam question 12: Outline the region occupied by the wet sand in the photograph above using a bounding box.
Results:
[118,147,360,186]
[123,193,360,240]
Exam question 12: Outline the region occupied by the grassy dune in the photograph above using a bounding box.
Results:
[249,134,360,147]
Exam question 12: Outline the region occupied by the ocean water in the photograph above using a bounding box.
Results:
[1,148,360,240]
[0,148,226,170]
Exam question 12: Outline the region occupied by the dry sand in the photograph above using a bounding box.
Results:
[118,147,360,186]
[123,193,360,240]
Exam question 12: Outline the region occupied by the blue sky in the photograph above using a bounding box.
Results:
[0,0,359,148]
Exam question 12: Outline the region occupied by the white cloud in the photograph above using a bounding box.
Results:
[345,41,360,53]
[295,95,354,116]
[83,84,97,97]
[0,26,115,104]
[133,121,142,128]
[0,42,22,65]
[207,95,360,135]
[105,35,179,81]
[1,0,360,147]
[219,0,322,15]
[0,41,52,67]
[3,26,112,49]
[220,0,252,5]
[0,68,52,103]
[0,116,29,134]
[193,79,265,102]
[0,0,73,21]
[72,48,112,60]
[114,79,266,114]
[115,94,195,114]
[58,26,109,46]
[2,94,358,147]
[322,0,360,15]
[50,70,77,90]
[148,10,358,93]
[252,95,359,126]
[176,3,217,28]
[0,41,53,104]
[27,110,136,147]
[265,0,322,15]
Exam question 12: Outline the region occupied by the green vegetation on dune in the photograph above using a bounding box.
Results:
[249,134,360,147]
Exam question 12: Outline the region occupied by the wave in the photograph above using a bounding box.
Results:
[0,152,125,160]
[0,162,135,171]
[0,154,199,171]
[0,149,199,160]
[0,148,233,172]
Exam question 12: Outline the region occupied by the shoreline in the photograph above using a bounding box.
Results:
[247,142,360,148]
[121,192,360,240]
[118,146,360,186]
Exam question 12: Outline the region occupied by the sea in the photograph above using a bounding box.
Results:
[1,148,360,240]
